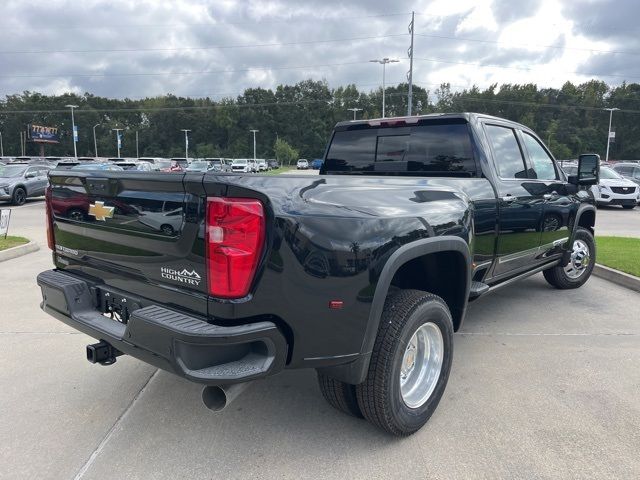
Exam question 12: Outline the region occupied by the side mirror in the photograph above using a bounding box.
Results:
[569,154,599,186]
[25,172,36,179]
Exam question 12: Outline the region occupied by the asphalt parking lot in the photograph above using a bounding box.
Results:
[1,198,639,479]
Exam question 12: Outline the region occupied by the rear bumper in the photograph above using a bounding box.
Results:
[37,269,287,385]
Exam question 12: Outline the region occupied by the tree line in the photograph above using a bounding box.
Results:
[1,79,639,161]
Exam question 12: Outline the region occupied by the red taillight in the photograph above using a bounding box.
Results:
[45,187,55,251]
[206,197,265,298]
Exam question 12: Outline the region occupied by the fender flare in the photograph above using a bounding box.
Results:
[361,235,471,356]
[570,204,596,244]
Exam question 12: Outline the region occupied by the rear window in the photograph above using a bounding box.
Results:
[323,122,476,176]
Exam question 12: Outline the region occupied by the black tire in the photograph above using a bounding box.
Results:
[316,372,363,418]
[543,227,595,289]
[67,208,84,221]
[356,290,454,436]
[622,205,635,210]
[12,187,26,206]
[160,224,175,235]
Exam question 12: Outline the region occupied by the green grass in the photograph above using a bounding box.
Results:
[0,235,29,251]
[257,166,296,176]
[596,236,640,277]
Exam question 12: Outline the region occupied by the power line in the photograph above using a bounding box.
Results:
[3,89,640,116]
[0,59,401,79]
[414,57,640,81]
[414,33,640,57]
[0,12,412,31]
[0,33,409,55]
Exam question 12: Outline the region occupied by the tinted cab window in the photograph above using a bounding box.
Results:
[323,121,476,176]
[522,133,558,180]
[485,125,528,178]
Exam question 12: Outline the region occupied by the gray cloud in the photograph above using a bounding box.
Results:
[0,0,636,99]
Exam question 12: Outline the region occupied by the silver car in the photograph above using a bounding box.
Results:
[0,164,50,205]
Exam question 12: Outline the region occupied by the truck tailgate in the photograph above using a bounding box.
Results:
[48,171,208,316]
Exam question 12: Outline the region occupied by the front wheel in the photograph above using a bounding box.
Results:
[543,227,595,289]
[12,187,26,206]
[356,290,453,436]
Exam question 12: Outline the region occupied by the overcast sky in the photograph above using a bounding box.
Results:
[1,0,638,99]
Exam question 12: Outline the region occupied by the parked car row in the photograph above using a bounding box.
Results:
[0,156,282,174]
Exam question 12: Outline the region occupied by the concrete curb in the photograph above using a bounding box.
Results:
[593,264,640,293]
[0,241,40,262]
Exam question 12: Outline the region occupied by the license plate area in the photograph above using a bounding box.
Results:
[97,288,143,324]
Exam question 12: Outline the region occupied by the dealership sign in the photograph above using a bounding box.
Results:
[27,124,60,144]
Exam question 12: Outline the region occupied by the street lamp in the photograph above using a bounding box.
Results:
[604,107,620,162]
[65,104,79,158]
[180,129,191,161]
[92,123,100,159]
[0,131,3,157]
[369,58,399,118]
[250,129,259,160]
[112,128,123,158]
[348,107,363,120]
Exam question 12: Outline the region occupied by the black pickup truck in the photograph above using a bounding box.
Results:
[37,113,599,436]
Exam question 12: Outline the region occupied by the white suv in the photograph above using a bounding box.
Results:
[231,159,250,173]
[296,159,309,170]
[591,166,638,209]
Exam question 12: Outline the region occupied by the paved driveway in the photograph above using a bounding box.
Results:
[1,200,639,480]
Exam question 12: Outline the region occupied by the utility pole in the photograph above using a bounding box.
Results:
[181,129,191,161]
[135,130,139,158]
[370,58,399,118]
[407,11,415,116]
[112,128,123,158]
[0,131,3,156]
[250,129,259,159]
[604,107,619,162]
[65,104,79,159]
[348,107,363,120]
[93,123,100,158]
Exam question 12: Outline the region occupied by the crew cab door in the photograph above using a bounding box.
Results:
[519,130,574,254]
[484,124,544,277]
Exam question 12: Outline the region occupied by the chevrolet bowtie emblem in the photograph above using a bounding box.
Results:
[88,201,115,221]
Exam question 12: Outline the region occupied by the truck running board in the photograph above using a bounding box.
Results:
[469,281,490,299]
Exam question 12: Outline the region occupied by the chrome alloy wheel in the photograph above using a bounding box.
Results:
[564,239,591,279]
[399,322,444,408]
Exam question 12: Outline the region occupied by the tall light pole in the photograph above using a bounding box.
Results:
[112,128,123,158]
[92,123,100,159]
[250,129,259,160]
[604,107,619,162]
[135,130,139,158]
[370,58,399,118]
[65,104,79,158]
[348,107,363,120]
[181,129,191,161]
[0,131,3,157]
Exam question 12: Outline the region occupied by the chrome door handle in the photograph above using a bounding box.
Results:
[501,195,517,203]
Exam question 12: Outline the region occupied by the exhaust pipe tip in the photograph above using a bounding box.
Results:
[201,382,254,412]
[201,386,228,412]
